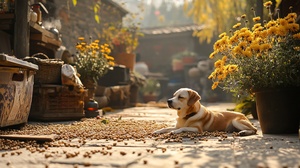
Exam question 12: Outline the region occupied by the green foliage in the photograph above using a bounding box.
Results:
[140,78,160,95]
[233,95,256,116]
[172,50,197,59]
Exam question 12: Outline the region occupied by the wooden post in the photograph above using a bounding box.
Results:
[14,0,30,58]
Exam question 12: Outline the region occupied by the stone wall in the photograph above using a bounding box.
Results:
[43,0,127,55]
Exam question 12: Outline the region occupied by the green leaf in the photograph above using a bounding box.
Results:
[101,119,109,124]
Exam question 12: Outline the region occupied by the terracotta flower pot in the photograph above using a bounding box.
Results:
[255,87,300,134]
[182,56,196,64]
[113,52,135,71]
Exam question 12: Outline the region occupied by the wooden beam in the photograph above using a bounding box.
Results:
[14,0,30,58]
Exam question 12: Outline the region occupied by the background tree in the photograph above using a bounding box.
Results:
[184,0,248,43]
[183,0,285,43]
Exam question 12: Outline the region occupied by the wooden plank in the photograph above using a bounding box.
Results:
[30,22,57,39]
[0,134,57,142]
[0,13,14,19]
[30,33,61,47]
[0,54,38,70]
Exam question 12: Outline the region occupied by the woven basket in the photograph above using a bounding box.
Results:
[24,53,64,84]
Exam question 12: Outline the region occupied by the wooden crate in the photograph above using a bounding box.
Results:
[29,85,86,121]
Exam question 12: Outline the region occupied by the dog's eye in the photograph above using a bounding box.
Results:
[178,96,184,99]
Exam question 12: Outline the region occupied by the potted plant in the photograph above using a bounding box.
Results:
[100,9,143,71]
[208,1,300,134]
[171,50,198,71]
[180,50,198,64]
[74,37,115,99]
[140,78,161,103]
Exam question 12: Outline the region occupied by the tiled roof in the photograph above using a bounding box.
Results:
[104,0,129,15]
[141,24,205,35]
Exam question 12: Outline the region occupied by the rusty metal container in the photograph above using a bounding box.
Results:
[0,54,38,127]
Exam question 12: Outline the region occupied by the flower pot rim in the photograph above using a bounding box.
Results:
[252,86,300,93]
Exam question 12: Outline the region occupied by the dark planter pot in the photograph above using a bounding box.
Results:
[255,88,300,134]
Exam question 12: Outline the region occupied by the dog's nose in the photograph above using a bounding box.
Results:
[167,99,172,105]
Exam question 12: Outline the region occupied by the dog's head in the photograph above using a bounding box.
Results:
[167,88,201,111]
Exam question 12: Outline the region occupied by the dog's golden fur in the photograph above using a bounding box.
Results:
[153,88,257,136]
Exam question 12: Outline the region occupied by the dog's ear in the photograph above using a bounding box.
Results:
[187,90,201,106]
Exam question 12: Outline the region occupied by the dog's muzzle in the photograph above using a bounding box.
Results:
[167,99,173,108]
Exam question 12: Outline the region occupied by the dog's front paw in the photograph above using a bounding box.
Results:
[238,130,256,136]
[152,129,164,134]
[170,129,182,134]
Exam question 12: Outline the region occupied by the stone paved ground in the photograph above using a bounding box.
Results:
[0,103,299,168]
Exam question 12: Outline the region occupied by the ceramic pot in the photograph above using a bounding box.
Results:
[255,87,300,134]
[113,52,135,71]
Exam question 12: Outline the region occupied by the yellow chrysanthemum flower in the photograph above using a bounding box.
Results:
[108,61,115,66]
[276,25,287,36]
[292,33,300,39]
[76,44,82,49]
[233,46,243,55]
[211,82,219,90]
[285,13,297,20]
[233,23,241,29]
[287,23,299,32]
[253,17,261,22]
[250,42,260,52]
[229,35,239,45]
[259,30,268,38]
[209,51,217,59]
[263,1,272,7]
[219,32,227,38]
[265,20,276,28]
[240,27,249,33]
[106,56,115,61]
[222,56,228,62]
[208,71,217,80]
[238,41,248,49]
[214,60,223,68]
[278,18,288,26]
[228,65,238,73]
[252,23,262,31]
[217,72,225,81]
[267,27,277,35]
[260,43,272,52]
[78,37,85,41]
